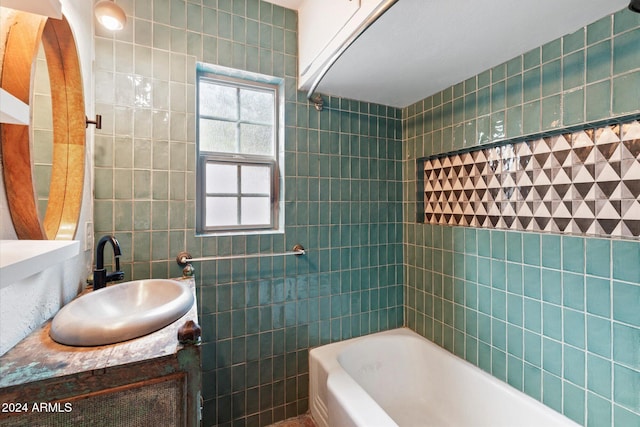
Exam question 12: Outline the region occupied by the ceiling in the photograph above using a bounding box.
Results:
[267,0,633,108]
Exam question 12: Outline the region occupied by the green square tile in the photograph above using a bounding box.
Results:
[586,238,611,277]
[507,294,523,327]
[491,230,506,259]
[507,323,524,358]
[562,236,584,273]
[442,87,453,103]
[563,51,585,91]
[563,382,585,425]
[492,348,507,381]
[542,372,562,412]
[476,115,491,145]
[492,289,507,321]
[587,314,612,358]
[507,355,524,390]
[453,82,464,99]
[588,353,612,398]
[492,63,506,82]
[614,403,640,426]
[564,344,586,387]
[524,363,542,399]
[542,268,562,304]
[586,81,612,122]
[586,276,611,317]
[587,40,612,83]
[541,234,561,268]
[491,80,506,112]
[612,240,640,283]
[541,95,562,130]
[523,101,541,135]
[542,337,562,375]
[507,263,523,295]
[542,39,562,63]
[613,363,640,412]
[478,340,492,371]
[524,266,541,299]
[563,89,584,126]
[524,330,542,364]
[613,281,640,327]
[476,229,491,257]
[464,120,477,148]
[614,7,640,34]
[524,298,541,336]
[588,393,612,426]
[613,323,640,370]
[465,76,477,93]
[542,60,562,97]
[563,272,585,311]
[523,48,541,70]
[588,16,612,45]
[612,71,640,114]
[507,56,523,77]
[614,28,640,75]
[565,28,585,53]
[542,303,562,341]
[506,106,523,138]
[477,87,491,116]
[464,92,477,120]
[564,308,585,349]
[522,233,541,265]
[506,232,522,262]
[489,111,506,142]
[523,67,541,103]
[478,69,491,88]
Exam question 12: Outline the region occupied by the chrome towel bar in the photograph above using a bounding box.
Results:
[176,244,306,267]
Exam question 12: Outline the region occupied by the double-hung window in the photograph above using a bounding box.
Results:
[196,64,283,234]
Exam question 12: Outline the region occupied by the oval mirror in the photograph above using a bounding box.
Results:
[0,11,85,240]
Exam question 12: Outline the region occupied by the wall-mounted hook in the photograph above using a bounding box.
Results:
[86,114,102,129]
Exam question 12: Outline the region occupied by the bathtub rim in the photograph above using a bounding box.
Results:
[309,327,581,427]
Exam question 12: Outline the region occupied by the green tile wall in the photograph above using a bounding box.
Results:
[93,1,402,426]
[404,9,640,427]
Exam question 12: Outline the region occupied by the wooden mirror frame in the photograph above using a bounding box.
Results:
[1,12,85,240]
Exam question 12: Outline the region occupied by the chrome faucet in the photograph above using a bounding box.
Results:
[93,235,125,290]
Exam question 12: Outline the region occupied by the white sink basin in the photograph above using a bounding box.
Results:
[50,279,194,346]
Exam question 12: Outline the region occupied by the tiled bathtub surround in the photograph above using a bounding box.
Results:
[405,8,640,427]
[93,0,403,426]
[423,121,640,238]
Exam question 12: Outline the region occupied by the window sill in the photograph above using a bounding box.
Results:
[196,228,284,238]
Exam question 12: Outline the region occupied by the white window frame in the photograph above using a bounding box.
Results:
[196,63,284,235]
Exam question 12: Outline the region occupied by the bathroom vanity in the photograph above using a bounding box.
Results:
[0,277,201,427]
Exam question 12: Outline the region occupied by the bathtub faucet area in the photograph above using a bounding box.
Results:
[93,235,124,290]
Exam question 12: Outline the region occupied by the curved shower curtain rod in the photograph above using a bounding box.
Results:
[306,0,399,111]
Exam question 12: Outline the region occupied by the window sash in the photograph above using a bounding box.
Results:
[196,69,281,234]
[197,156,278,232]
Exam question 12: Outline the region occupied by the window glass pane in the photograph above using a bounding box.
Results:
[241,197,271,225]
[206,197,238,226]
[200,119,237,153]
[241,165,271,194]
[239,123,273,155]
[206,163,237,194]
[199,81,237,120]
[240,88,274,124]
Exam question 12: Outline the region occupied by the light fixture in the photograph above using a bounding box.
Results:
[94,0,127,31]
[630,0,640,13]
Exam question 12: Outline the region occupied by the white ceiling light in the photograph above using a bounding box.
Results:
[94,0,126,31]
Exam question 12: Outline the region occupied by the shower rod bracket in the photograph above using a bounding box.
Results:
[310,94,324,111]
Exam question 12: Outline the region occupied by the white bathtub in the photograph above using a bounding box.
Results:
[309,328,579,427]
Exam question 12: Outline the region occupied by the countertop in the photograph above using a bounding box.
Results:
[0,277,198,389]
